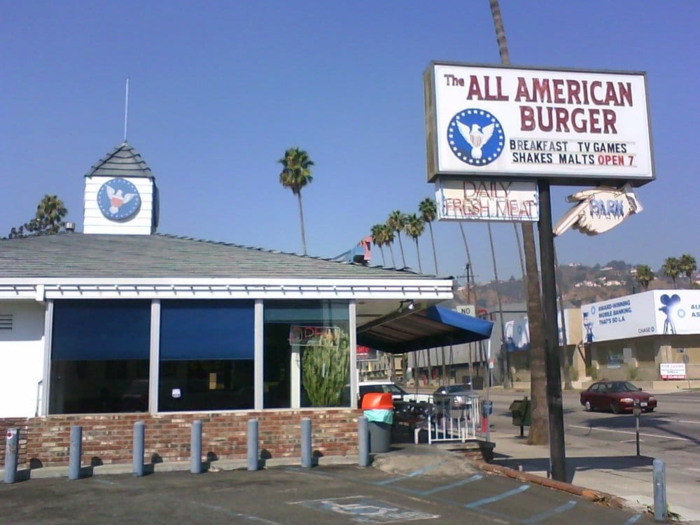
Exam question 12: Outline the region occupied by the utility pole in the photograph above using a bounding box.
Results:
[487,0,566,481]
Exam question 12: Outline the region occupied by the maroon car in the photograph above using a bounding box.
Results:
[580,381,657,414]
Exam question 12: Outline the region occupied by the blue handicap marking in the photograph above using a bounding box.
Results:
[295,496,439,523]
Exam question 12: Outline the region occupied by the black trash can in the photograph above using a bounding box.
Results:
[368,421,392,453]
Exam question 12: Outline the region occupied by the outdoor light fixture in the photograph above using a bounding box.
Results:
[398,300,415,312]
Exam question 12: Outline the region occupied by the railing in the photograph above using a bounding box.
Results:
[394,393,484,444]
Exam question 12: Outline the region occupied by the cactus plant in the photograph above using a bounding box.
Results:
[301,328,350,407]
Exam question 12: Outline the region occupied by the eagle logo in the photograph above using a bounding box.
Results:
[447,109,504,166]
[97,178,141,221]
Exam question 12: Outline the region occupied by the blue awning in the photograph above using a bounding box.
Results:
[357,305,493,354]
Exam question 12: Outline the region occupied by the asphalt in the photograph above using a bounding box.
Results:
[0,445,655,525]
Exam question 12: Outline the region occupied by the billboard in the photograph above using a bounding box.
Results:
[424,62,654,185]
[436,179,539,221]
[581,290,700,343]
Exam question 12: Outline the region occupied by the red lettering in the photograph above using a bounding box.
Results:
[515,77,533,102]
[555,107,570,132]
[467,76,483,100]
[552,79,565,103]
[591,81,604,105]
[567,80,581,104]
[602,109,617,134]
[571,108,586,132]
[520,106,535,131]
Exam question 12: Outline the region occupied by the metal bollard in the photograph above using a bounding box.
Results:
[301,418,312,468]
[3,428,19,484]
[190,420,202,474]
[358,416,369,467]
[133,421,145,477]
[247,419,259,471]
[653,458,667,522]
[69,426,83,481]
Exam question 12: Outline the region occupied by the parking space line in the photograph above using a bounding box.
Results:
[522,500,577,524]
[418,475,483,495]
[464,484,530,508]
[621,514,642,525]
[568,424,689,441]
[375,461,446,485]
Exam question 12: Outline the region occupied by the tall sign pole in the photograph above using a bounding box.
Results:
[536,180,567,481]
[487,0,566,481]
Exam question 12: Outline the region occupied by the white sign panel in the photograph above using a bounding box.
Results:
[454,304,476,317]
[424,62,653,185]
[653,290,700,335]
[582,290,700,343]
[660,363,686,380]
[436,180,539,221]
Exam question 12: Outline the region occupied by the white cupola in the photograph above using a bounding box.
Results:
[83,142,159,235]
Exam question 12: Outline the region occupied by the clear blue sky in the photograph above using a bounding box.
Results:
[2,1,698,283]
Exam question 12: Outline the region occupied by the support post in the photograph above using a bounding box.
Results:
[133,421,145,477]
[247,419,259,471]
[653,459,667,522]
[301,418,312,468]
[3,428,19,484]
[69,426,82,481]
[358,416,369,467]
[538,180,567,482]
[190,420,202,474]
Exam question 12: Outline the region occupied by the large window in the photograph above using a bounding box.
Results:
[159,300,254,412]
[264,300,350,408]
[50,300,151,414]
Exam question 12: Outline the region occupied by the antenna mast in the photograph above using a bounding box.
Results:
[123,77,130,142]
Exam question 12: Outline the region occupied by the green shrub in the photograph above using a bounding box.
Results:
[301,328,350,407]
[570,366,579,382]
[628,365,639,381]
[586,366,598,380]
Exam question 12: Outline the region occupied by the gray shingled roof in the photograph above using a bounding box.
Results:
[85,142,153,179]
[0,233,436,280]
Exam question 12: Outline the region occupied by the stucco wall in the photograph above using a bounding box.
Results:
[0,301,45,417]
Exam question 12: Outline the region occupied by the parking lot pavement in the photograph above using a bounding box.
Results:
[0,458,655,525]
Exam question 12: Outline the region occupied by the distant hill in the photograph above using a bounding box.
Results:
[458,260,696,309]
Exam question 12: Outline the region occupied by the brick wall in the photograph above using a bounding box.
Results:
[1,409,361,469]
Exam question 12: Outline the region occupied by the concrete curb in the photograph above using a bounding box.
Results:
[471,460,628,508]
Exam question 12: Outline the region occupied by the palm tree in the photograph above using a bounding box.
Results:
[489,0,549,448]
[679,254,697,287]
[370,224,387,267]
[404,214,425,273]
[487,223,510,388]
[635,264,655,291]
[387,211,407,268]
[382,225,397,268]
[662,257,681,289]
[278,148,314,256]
[419,198,439,274]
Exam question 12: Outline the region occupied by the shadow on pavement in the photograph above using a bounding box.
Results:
[492,454,655,484]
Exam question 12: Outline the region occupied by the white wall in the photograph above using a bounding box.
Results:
[0,301,45,417]
[83,176,154,235]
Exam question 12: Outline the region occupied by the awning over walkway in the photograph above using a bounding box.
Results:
[357,305,494,354]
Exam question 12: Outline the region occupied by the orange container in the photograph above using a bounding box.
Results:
[361,392,394,410]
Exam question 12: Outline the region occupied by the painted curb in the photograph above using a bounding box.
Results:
[471,461,628,508]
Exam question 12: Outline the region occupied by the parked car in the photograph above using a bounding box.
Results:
[432,384,474,409]
[580,381,657,414]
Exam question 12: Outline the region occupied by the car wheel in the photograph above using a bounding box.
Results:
[584,401,592,412]
[611,402,621,414]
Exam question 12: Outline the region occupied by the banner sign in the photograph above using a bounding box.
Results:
[581,290,700,343]
[436,180,539,221]
[424,62,653,186]
[289,326,340,347]
[660,363,686,380]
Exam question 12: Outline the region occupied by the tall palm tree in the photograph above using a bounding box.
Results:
[635,264,655,291]
[382,225,397,268]
[404,213,425,273]
[662,257,681,289]
[278,148,314,256]
[370,224,387,267]
[488,0,549,448]
[679,254,697,287]
[418,198,439,274]
[387,211,407,268]
[487,223,510,388]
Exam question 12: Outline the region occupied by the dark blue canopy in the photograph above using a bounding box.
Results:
[357,305,493,354]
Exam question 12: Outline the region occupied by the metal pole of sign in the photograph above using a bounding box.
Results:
[653,459,667,522]
[633,399,641,457]
[538,180,567,483]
